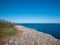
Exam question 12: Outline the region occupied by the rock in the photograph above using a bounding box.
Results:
[1,25,60,45]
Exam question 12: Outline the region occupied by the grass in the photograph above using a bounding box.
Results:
[0,19,17,38]
[0,27,17,38]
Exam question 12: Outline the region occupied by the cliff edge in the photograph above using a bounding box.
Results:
[1,25,60,45]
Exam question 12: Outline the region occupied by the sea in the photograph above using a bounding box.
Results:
[18,23,60,39]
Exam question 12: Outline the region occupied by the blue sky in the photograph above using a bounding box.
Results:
[0,0,60,23]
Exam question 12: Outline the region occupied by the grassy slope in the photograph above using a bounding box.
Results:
[0,20,17,38]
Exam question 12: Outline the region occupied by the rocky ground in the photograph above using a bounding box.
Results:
[0,25,60,45]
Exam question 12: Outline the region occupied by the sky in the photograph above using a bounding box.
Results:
[0,0,60,23]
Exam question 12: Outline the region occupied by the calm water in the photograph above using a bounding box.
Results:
[18,23,60,39]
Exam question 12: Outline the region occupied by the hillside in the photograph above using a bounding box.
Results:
[0,19,18,38]
[0,20,60,45]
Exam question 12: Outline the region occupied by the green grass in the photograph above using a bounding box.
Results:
[0,20,17,38]
[4,27,17,35]
[0,27,17,37]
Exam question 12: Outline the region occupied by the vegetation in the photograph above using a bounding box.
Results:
[0,19,17,38]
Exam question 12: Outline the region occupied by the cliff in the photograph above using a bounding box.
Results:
[0,25,60,45]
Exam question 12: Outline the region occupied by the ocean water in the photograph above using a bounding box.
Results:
[18,23,60,39]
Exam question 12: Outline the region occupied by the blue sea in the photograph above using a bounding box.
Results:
[18,23,60,39]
